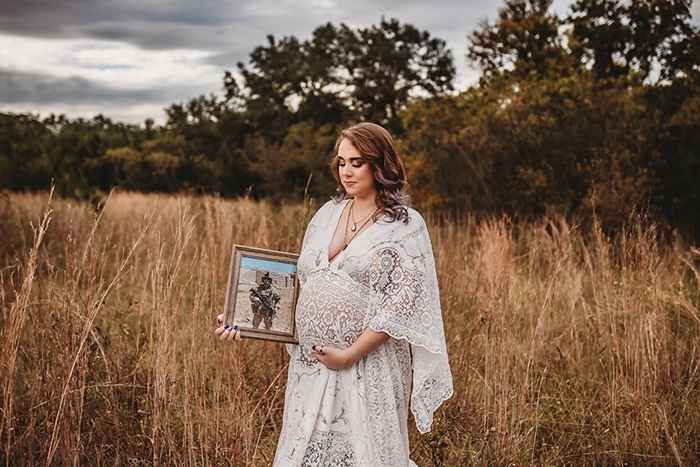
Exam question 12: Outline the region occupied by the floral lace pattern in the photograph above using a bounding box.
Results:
[365,225,454,434]
[301,430,357,467]
[273,199,452,466]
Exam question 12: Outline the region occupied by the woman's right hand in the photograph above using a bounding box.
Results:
[214,313,242,342]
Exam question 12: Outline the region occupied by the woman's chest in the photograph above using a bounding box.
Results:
[298,222,376,290]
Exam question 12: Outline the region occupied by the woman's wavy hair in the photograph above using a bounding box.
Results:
[330,122,410,224]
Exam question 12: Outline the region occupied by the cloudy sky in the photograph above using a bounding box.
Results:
[1,0,697,124]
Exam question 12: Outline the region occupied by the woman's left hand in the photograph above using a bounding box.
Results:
[311,344,353,370]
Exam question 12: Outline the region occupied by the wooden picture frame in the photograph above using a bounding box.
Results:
[223,244,300,344]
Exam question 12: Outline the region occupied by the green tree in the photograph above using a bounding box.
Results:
[568,0,698,81]
[165,94,256,196]
[87,133,216,193]
[42,114,145,198]
[649,77,700,239]
[230,18,455,134]
[467,0,567,83]
[335,18,456,133]
[242,122,337,200]
[0,113,52,190]
[402,73,658,230]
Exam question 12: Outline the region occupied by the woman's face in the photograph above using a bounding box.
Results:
[337,138,375,199]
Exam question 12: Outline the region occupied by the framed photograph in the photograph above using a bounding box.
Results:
[223,244,300,344]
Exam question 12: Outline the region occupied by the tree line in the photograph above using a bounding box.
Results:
[1,0,699,239]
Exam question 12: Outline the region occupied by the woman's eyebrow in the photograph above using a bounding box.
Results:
[336,155,363,161]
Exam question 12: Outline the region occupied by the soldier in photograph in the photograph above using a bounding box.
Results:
[249,272,280,330]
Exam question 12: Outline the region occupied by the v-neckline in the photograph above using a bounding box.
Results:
[326,198,378,266]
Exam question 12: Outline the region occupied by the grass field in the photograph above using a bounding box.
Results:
[1,189,699,466]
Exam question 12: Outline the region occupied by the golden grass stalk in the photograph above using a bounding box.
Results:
[1,187,53,464]
[45,193,154,467]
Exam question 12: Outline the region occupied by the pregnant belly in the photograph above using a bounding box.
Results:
[295,270,368,348]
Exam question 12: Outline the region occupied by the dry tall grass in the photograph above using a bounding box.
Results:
[0,190,698,466]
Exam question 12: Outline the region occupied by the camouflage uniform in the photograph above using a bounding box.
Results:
[250,273,280,330]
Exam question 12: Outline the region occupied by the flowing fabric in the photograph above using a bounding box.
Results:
[272,198,453,467]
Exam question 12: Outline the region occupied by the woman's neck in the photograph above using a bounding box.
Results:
[352,191,378,213]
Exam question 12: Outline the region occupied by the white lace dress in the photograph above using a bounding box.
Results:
[272,198,453,467]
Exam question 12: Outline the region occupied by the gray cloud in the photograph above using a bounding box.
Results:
[0,67,194,106]
[0,1,696,55]
[0,0,343,50]
[0,0,486,54]
[206,45,259,68]
[0,1,264,56]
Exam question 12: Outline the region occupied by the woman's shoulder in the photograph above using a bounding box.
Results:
[308,197,344,224]
[372,206,432,257]
[318,197,344,215]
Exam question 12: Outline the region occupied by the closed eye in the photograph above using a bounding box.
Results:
[339,160,364,168]
[337,155,364,167]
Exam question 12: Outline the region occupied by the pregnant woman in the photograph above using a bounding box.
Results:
[216,122,453,466]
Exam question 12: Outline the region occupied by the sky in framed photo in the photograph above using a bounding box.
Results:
[240,256,296,275]
[4,0,695,124]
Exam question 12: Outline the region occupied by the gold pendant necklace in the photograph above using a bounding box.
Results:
[349,199,378,232]
[343,199,379,249]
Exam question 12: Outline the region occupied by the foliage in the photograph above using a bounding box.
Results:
[0,113,52,190]
[467,0,567,82]
[242,122,338,200]
[569,0,698,81]
[402,73,659,231]
[231,18,455,135]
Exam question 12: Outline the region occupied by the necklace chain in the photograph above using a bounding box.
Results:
[350,199,377,232]
[343,199,378,249]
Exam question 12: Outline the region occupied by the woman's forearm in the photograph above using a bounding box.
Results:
[346,327,391,365]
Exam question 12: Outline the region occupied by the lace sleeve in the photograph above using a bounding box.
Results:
[365,215,454,433]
